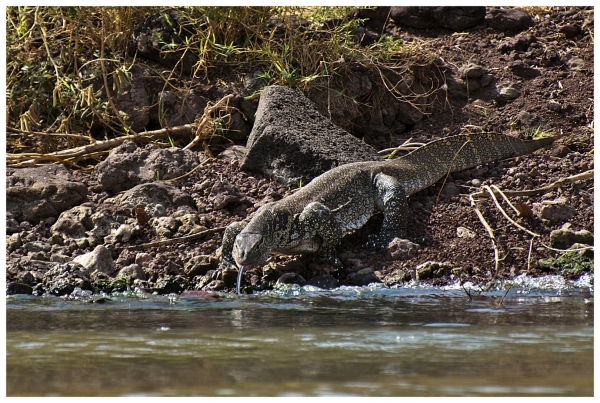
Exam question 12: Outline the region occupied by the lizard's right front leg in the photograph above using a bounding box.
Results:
[218,220,247,270]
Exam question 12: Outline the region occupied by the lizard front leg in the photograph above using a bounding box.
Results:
[218,220,247,270]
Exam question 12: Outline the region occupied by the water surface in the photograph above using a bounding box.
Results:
[6,275,594,396]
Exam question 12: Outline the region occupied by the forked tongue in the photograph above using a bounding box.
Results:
[236,265,246,295]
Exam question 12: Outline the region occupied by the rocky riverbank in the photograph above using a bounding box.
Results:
[6,6,594,296]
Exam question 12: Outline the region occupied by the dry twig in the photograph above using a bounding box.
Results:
[126,226,226,251]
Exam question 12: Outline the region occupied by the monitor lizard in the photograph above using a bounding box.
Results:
[218,132,557,293]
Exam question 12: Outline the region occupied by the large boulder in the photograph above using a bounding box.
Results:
[390,7,486,30]
[240,85,381,187]
[6,165,88,224]
[95,141,203,193]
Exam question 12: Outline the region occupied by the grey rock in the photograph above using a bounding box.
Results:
[95,141,202,193]
[479,73,493,87]
[135,252,153,267]
[495,85,521,103]
[241,85,381,186]
[390,6,486,30]
[550,227,593,250]
[217,145,247,163]
[209,180,245,210]
[7,233,22,252]
[23,241,52,253]
[346,268,381,286]
[276,272,307,286]
[383,269,410,285]
[118,181,196,211]
[112,64,152,132]
[117,264,147,281]
[533,198,576,224]
[486,7,532,32]
[7,165,87,224]
[151,216,180,240]
[459,63,487,79]
[415,261,454,280]
[184,255,219,277]
[548,100,563,112]
[133,9,198,74]
[72,245,115,275]
[509,62,541,78]
[7,282,34,295]
[51,204,95,239]
[442,182,461,196]
[387,238,420,260]
[566,57,586,71]
[43,263,91,296]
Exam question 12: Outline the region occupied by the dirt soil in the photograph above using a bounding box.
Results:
[6,7,594,296]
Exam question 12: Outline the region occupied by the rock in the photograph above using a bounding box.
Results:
[95,141,202,193]
[6,214,20,235]
[509,62,541,78]
[6,282,33,295]
[51,204,95,239]
[117,264,147,281]
[442,182,461,196]
[512,111,542,129]
[23,241,51,253]
[72,245,115,275]
[547,100,563,112]
[240,85,381,186]
[351,26,380,46]
[43,263,91,296]
[209,180,245,210]
[153,275,189,294]
[480,73,493,87]
[533,198,576,224]
[457,226,477,238]
[349,7,391,33]
[117,181,196,211]
[135,253,153,267]
[459,63,487,79]
[7,233,22,252]
[7,165,87,224]
[307,275,339,289]
[346,268,381,286]
[133,9,198,73]
[566,57,586,71]
[276,272,307,286]
[559,23,582,39]
[390,6,486,30]
[387,238,420,260]
[111,65,153,132]
[184,255,218,277]
[495,85,521,103]
[551,145,571,158]
[217,145,247,163]
[415,261,454,280]
[549,227,593,250]
[486,7,532,32]
[383,269,410,286]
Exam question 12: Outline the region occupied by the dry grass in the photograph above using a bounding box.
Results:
[6,6,437,162]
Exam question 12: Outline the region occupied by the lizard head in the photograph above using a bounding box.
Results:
[232,204,294,267]
[232,232,270,267]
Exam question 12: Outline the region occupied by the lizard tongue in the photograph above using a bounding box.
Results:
[236,265,246,295]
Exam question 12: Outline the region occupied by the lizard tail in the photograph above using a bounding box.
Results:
[393,132,557,195]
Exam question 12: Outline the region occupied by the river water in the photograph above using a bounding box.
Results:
[6,274,594,397]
